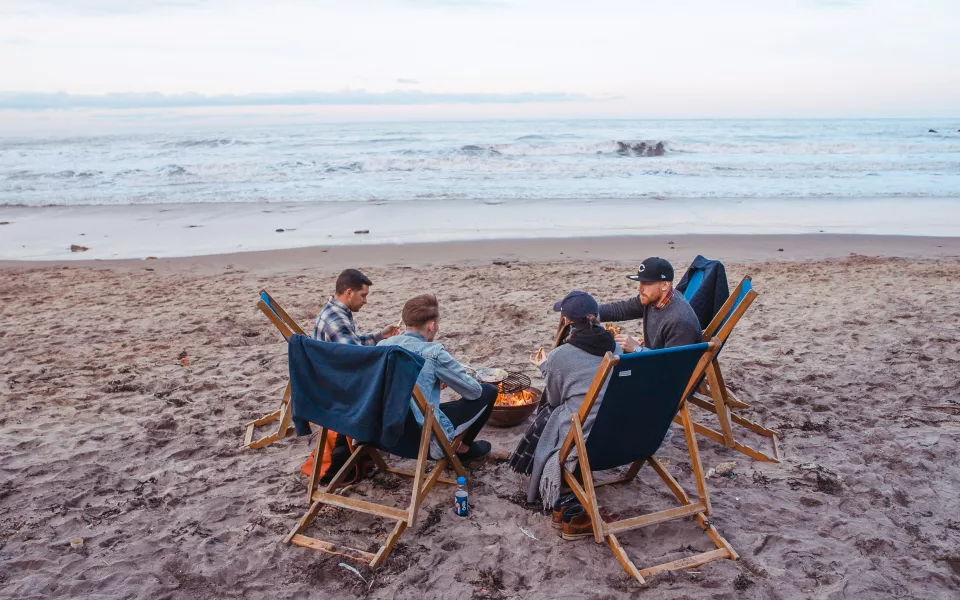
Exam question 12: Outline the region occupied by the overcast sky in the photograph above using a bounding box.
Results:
[1,0,958,128]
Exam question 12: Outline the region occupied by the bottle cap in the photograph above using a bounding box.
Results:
[457,476,467,485]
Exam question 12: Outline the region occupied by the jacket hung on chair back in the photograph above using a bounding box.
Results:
[287,334,424,446]
[676,255,730,330]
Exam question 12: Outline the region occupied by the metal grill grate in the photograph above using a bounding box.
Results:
[497,372,531,395]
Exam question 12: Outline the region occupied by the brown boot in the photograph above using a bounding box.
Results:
[551,493,580,530]
[560,505,594,541]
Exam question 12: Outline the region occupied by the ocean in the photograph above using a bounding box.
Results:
[2,119,959,206]
[1,118,959,259]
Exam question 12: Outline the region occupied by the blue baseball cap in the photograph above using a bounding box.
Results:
[553,290,599,322]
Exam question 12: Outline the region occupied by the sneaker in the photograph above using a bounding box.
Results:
[551,493,580,530]
[456,440,492,462]
[560,505,595,541]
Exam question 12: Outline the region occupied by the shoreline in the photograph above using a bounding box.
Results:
[2,197,959,261]
[1,233,959,275]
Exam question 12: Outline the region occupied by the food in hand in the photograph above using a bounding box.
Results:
[605,323,623,335]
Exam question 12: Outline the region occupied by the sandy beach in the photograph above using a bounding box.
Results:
[2,235,959,599]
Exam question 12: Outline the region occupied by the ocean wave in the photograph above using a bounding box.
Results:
[159,164,191,176]
[458,140,668,157]
[165,138,252,148]
[671,141,960,155]
[4,169,102,180]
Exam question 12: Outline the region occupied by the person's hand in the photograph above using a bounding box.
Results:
[380,324,400,338]
[615,334,641,353]
[529,347,548,367]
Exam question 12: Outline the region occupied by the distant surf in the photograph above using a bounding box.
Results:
[2,118,959,207]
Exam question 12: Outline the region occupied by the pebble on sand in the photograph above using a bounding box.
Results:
[70,244,89,252]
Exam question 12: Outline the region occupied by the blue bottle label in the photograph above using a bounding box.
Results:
[454,495,469,517]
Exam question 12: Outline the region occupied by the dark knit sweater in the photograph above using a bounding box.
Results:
[598,290,702,350]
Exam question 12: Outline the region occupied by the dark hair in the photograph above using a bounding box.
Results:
[335,269,373,295]
[402,294,440,329]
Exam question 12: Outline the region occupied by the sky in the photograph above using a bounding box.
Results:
[1,0,959,130]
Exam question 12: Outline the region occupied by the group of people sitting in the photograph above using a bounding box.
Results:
[312,257,704,536]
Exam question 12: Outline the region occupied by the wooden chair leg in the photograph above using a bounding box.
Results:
[679,402,711,515]
[571,417,604,543]
[712,359,749,409]
[407,407,435,527]
[306,427,328,504]
[705,362,735,447]
[243,383,296,449]
[608,534,645,584]
[370,520,408,569]
[595,459,645,487]
[322,444,369,495]
[681,395,781,463]
[647,457,692,506]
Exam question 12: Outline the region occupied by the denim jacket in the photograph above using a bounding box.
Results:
[378,332,483,456]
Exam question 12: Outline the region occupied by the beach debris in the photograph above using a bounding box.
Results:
[338,562,368,585]
[918,435,940,448]
[928,129,938,133]
[733,572,754,591]
[0,221,9,225]
[924,405,960,412]
[144,256,157,260]
[794,463,842,495]
[518,525,538,540]
[177,350,190,367]
[709,461,737,478]
[777,248,784,252]
[70,244,89,252]
[354,229,370,235]
[186,225,201,228]
[70,538,84,550]
[275,229,285,233]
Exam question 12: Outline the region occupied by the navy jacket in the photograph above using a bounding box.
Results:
[675,255,730,330]
[287,334,425,447]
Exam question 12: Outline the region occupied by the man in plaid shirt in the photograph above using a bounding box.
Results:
[310,269,400,484]
[313,269,399,345]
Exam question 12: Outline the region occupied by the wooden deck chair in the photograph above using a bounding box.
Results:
[285,384,469,568]
[681,276,781,462]
[244,290,304,449]
[557,341,737,583]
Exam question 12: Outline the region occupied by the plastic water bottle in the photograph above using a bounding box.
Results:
[454,476,469,517]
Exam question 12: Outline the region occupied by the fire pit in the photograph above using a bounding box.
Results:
[488,372,540,428]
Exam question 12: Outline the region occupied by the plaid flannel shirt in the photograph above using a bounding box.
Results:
[312,297,381,346]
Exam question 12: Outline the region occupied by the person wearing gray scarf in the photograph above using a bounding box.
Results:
[508,291,619,509]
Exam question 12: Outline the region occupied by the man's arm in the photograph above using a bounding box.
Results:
[434,348,483,400]
[598,296,644,323]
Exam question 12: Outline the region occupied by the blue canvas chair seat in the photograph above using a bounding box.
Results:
[557,341,738,584]
[283,344,468,570]
[682,276,781,462]
[243,290,304,449]
[681,268,705,301]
